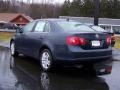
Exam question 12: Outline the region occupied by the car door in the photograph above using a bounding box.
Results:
[24,21,48,58]
[16,21,36,55]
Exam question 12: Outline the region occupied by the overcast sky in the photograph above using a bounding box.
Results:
[16,0,73,4]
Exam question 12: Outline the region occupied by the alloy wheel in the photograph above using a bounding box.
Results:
[41,51,51,70]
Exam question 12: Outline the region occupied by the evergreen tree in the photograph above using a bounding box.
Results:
[69,0,82,16]
[61,0,71,16]
[81,0,94,17]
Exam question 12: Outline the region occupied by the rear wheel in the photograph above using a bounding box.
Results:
[40,49,54,72]
[10,41,19,57]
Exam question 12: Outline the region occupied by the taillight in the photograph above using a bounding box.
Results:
[66,36,86,45]
[106,36,111,45]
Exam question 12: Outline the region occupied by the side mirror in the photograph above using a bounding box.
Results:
[16,27,23,33]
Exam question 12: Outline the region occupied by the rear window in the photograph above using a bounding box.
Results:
[91,26,107,32]
[56,21,95,32]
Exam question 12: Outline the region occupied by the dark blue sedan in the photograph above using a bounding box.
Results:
[10,19,112,74]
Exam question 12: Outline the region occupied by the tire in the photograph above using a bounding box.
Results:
[40,49,54,72]
[10,41,19,57]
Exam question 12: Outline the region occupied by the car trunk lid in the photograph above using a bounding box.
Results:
[72,32,110,50]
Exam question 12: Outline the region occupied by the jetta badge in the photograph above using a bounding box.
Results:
[95,34,99,38]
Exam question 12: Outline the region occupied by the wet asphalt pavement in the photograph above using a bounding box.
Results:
[0,47,120,90]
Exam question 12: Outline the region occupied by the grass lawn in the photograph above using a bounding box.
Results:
[0,32,15,41]
[114,36,120,49]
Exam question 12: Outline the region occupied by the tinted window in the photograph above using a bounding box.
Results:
[56,21,95,32]
[34,21,46,32]
[23,21,36,33]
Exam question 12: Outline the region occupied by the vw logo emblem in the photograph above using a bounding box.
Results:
[95,34,99,38]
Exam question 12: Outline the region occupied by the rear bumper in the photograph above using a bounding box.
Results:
[54,47,112,63]
[57,55,112,61]
[55,56,112,65]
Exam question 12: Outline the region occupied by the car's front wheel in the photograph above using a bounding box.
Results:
[10,41,19,57]
[40,49,54,71]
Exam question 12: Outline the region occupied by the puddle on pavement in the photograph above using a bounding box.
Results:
[0,47,109,90]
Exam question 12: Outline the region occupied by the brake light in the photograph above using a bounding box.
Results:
[66,36,86,45]
[106,36,111,45]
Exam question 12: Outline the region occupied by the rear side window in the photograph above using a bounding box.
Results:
[56,21,95,32]
[34,21,46,32]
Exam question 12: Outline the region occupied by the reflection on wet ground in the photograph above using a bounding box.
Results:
[0,47,120,90]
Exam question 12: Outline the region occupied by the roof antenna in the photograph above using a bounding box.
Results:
[66,18,69,21]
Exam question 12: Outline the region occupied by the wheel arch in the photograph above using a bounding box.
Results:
[39,44,54,58]
[10,39,14,45]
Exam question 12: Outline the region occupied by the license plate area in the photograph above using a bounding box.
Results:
[91,40,100,47]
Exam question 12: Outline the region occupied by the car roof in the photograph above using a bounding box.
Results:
[34,18,76,22]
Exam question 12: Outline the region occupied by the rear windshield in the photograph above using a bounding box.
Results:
[91,26,107,32]
[56,21,95,32]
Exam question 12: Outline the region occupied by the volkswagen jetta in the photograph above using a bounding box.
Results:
[10,19,112,74]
